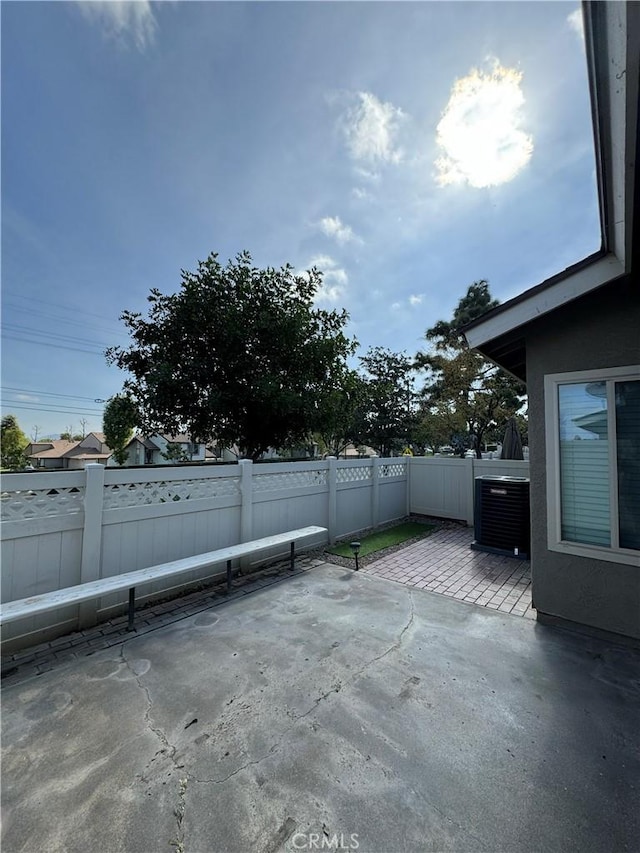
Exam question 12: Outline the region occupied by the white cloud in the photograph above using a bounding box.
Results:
[409,294,423,306]
[306,255,348,304]
[391,302,402,310]
[351,187,371,201]
[435,60,533,189]
[342,92,405,164]
[307,254,334,269]
[76,1,157,51]
[567,8,584,41]
[318,215,359,245]
[354,167,381,183]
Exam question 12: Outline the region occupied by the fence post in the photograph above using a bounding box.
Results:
[327,457,337,544]
[372,457,381,529]
[466,457,475,527]
[78,463,105,629]
[239,459,253,542]
[238,459,254,570]
[405,456,411,518]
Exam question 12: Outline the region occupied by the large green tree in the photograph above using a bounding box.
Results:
[416,281,525,458]
[355,347,416,457]
[107,251,357,460]
[313,368,365,458]
[1,414,29,470]
[103,394,139,465]
[411,401,466,455]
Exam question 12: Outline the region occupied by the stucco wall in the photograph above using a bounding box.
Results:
[526,276,640,639]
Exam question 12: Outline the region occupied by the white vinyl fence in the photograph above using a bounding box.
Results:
[1,458,408,647]
[1,455,529,649]
[409,457,530,525]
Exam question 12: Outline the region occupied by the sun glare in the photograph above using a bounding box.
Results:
[435,61,533,189]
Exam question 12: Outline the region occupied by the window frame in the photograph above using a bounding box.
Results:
[544,364,640,566]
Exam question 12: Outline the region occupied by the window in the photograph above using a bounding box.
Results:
[545,366,640,565]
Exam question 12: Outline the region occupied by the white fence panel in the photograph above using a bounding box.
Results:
[379,479,408,526]
[1,456,413,648]
[473,460,530,479]
[97,504,242,617]
[1,471,86,641]
[409,458,473,523]
[409,457,530,523]
[251,462,330,565]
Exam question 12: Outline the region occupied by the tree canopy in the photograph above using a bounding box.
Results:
[1,414,29,470]
[355,347,416,457]
[416,281,525,457]
[107,251,357,460]
[103,395,139,465]
[313,367,365,458]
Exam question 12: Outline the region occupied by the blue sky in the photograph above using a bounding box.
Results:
[2,1,599,440]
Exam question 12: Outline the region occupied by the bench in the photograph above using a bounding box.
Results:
[0,525,327,632]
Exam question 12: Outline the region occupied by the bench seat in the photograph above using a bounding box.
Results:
[0,525,327,629]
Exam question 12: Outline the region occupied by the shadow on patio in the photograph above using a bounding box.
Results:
[2,561,638,853]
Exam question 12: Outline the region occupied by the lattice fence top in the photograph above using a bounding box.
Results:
[1,486,85,520]
[380,462,407,478]
[253,469,328,492]
[336,466,372,483]
[103,476,240,509]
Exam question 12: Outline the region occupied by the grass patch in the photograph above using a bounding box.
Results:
[328,521,436,559]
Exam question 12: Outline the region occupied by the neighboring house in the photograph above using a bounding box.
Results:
[118,436,160,467]
[61,432,112,469]
[26,433,112,470]
[464,3,639,640]
[118,434,208,466]
[27,440,80,470]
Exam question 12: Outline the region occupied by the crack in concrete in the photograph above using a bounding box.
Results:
[189,593,416,787]
[415,790,488,849]
[353,588,416,680]
[120,647,177,764]
[193,743,280,785]
[191,684,343,785]
[169,776,188,853]
[120,648,192,852]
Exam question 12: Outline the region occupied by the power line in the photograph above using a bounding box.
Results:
[2,301,127,340]
[1,402,104,416]
[2,322,110,349]
[1,386,108,403]
[2,334,106,355]
[3,292,125,325]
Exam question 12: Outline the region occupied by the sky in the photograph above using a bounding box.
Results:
[1,1,600,440]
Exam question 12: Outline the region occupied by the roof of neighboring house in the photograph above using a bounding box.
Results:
[125,435,161,450]
[161,434,193,444]
[63,451,112,460]
[463,2,639,380]
[84,432,106,443]
[28,440,79,459]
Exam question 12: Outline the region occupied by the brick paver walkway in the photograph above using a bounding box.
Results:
[364,525,534,618]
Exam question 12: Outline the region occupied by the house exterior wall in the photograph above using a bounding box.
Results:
[526,276,640,639]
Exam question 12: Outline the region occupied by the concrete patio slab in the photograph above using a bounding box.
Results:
[2,563,638,853]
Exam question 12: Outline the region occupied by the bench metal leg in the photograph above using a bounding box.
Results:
[290,542,295,571]
[226,559,232,593]
[128,587,136,632]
